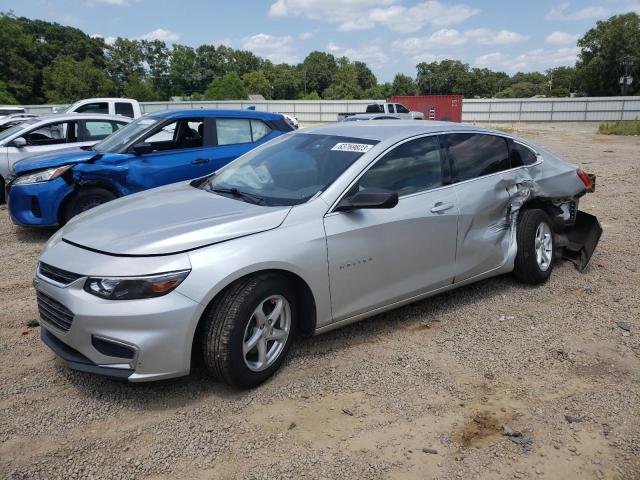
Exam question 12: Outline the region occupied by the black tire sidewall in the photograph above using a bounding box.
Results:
[64,188,116,223]
[514,209,555,284]
[225,277,297,388]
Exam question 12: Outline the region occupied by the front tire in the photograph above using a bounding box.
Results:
[201,274,297,389]
[513,209,555,284]
[62,187,116,224]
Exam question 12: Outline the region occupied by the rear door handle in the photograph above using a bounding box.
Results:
[430,202,454,213]
[192,158,210,165]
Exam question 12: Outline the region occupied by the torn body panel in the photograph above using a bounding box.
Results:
[498,142,601,273]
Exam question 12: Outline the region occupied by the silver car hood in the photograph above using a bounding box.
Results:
[61,183,292,256]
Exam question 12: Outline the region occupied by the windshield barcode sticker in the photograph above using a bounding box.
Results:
[331,143,374,153]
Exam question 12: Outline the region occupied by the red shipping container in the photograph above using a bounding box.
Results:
[387,95,463,122]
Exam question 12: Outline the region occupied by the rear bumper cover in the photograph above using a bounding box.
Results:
[560,210,603,271]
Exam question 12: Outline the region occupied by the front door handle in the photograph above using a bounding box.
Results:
[430,202,454,213]
[192,158,210,165]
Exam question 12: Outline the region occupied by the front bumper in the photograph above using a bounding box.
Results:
[36,273,204,382]
[7,177,73,227]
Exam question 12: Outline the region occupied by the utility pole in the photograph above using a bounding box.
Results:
[619,55,634,96]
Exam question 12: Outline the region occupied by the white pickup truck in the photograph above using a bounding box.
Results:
[53,98,142,119]
[338,102,424,121]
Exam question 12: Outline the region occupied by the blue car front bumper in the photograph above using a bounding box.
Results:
[7,177,74,227]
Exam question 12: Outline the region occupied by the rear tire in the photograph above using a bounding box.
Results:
[513,209,555,285]
[62,187,116,224]
[201,274,297,389]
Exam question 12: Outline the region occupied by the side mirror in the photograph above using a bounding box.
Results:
[336,188,399,212]
[10,137,26,148]
[132,142,153,155]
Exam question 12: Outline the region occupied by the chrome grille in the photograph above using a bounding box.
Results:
[37,291,74,332]
[38,262,82,285]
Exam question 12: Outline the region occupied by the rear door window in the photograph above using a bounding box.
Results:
[115,102,135,118]
[82,120,116,141]
[387,104,396,113]
[75,102,109,115]
[510,141,538,167]
[216,119,252,145]
[354,135,443,197]
[446,133,510,182]
[250,120,271,142]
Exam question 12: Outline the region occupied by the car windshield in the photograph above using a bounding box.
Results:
[0,118,39,143]
[200,133,379,206]
[92,117,160,153]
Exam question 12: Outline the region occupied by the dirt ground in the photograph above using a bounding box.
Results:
[0,122,639,480]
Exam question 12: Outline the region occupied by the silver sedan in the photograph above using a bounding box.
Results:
[34,121,601,388]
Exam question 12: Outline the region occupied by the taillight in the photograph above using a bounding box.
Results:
[577,168,595,192]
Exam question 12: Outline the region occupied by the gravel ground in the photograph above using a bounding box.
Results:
[0,122,639,480]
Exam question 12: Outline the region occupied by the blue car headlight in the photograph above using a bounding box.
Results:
[84,270,191,300]
[13,165,72,185]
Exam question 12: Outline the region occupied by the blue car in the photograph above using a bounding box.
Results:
[7,109,293,227]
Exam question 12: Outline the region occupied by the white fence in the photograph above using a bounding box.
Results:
[20,97,640,123]
[463,96,640,122]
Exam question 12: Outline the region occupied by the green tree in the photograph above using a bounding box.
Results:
[0,80,18,104]
[141,40,171,98]
[105,38,146,91]
[124,74,161,101]
[495,82,546,98]
[391,74,416,96]
[468,68,509,97]
[547,66,577,93]
[576,12,640,96]
[365,82,392,99]
[242,71,272,99]
[204,72,247,100]
[301,91,321,100]
[0,13,37,103]
[323,57,362,99]
[301,51,337,97]
[195,45,225,92]
[42,56,114,102]
[169,44,198,97]
[416,60,470,95]
[354,61,377,91]
[264,62,301,99]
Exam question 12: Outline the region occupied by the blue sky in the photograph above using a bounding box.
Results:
[3,0,640,81]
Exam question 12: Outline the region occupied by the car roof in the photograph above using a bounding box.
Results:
[33,113,132,122]
[144,109,284,121]
[301,120,498,141]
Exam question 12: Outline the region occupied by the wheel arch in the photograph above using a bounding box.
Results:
[190,268,318,368]
[57,179,122,225]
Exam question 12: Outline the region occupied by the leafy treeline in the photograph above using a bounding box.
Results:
[1,11,639,105]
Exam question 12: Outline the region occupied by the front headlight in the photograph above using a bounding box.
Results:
[84,270,191,300]
[13,165,72,185]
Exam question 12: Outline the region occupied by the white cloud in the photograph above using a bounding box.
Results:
[545,31,579,45]
[269,0,479,32]
[90,33,116,45]
[137,28,180,43]
[242,33,298,64]
[392,28,526,55]
[545,2,608,20]
[475,47,580,72]
[326,42,389,69]
[298,31,314,40]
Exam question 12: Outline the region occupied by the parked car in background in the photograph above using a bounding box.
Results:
[0,114,131,202]
[0,106,26,118]
[7,109,293,226]
[0,113,39,132]
[33,121,600,387]
[343,114,401,121]
[338,103,424,121]
[280,113,299,129]
[53,98,142,118]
